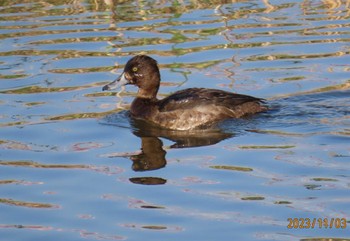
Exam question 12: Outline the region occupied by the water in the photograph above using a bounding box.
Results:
[1,1,350,240]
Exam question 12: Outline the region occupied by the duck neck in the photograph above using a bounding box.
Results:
[137,88,158,100]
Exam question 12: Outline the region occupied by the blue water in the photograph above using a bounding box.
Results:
[1,1,349,241]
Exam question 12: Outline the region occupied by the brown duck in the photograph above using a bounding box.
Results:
[103,55,267,130]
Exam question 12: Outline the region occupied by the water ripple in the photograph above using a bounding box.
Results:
[1,1,350,241]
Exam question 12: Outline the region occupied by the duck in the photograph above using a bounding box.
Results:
[102,55,267,131]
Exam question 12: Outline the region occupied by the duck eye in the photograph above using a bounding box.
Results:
[132,67,138,72]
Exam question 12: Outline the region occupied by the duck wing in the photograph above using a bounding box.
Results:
[158,88,264,112]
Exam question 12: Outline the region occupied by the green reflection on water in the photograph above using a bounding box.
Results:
[210,165,253,172]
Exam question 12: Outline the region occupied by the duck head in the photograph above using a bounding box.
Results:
[102,55,161,99]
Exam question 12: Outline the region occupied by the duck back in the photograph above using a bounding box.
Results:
[143,88,266,130]
[159,88,263,111]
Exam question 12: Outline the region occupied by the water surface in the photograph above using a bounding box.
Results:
[1,1,350,241]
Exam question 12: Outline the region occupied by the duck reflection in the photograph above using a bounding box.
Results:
[104,113,234,185]
[128,118,233,173]
[129,136,166,172]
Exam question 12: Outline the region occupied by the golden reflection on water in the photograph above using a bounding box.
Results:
[0,198,58,209]
[0,160,88,169]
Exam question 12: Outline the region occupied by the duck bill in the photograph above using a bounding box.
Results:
[102,72,129,91]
